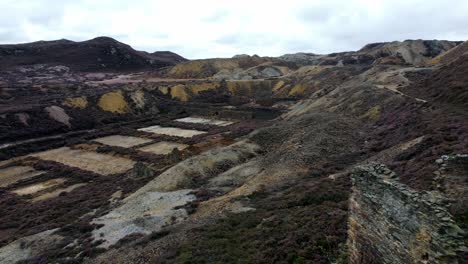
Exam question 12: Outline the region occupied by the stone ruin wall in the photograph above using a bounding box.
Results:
[348,156,467,264]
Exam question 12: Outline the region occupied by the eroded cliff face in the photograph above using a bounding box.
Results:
[348,162,467,264]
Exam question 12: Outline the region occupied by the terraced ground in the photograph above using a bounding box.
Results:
[0,39,467,263]
[0,109,281,262]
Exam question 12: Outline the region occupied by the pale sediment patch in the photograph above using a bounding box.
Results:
[208,159,263,189]
[15,113,30,126]
[92,189,195,248]
[32,183,87,202]
[0,229,62,264]
[138,141,188,155]
[44,106,71,127]
[12,178,65,196]
[137,125,206,138]
[130,90,146,109]
[196,164,308,218]
[93,135,152,148]
[128,140,261,194]
[175,116,234,126]
[30,147,135,175]
[0,166,45,187]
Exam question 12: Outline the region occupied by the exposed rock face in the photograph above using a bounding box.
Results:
[165,56,270,79]
[278,52,322,65]
[128,140,261,194]
[92,190,195,248]
[232,54,251,59]
[280,40,460,67]
[348,163,466,264]
[358,40,460,66]
[429,41,468,65]
[0,229,63,263]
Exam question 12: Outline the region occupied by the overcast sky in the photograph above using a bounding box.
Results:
[0,0,467,59]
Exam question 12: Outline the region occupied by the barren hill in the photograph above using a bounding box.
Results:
[0,37,187,72]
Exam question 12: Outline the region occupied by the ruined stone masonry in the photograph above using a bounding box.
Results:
[433,154,468,214]
[348,160,467,264]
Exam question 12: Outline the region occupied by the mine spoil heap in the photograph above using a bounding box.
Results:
[0,38,467,263]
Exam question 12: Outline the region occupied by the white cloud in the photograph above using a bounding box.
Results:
[0,0,467,59]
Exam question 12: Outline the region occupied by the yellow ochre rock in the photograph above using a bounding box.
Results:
[189,82,219,95]
[63,96,88,109]
[170,85,190,102]
[288,84,305,96]
[98,91,129,113]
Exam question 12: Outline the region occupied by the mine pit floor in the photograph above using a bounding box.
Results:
[0,111,272,260]
[0,166,45,187]
[138,141,188,155]
[93,135,152,148]
[29,147,136,175]
[175,117,234,126]
[12,178,66,196]
[137,125,206,138]
[32,183,87,202]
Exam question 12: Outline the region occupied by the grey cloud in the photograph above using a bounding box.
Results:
[216,34,239,45]
[0,30,28,44]
[216,33,276,47]
[202,10,230,23]
[0,0,467,58]
[298,6,333,23]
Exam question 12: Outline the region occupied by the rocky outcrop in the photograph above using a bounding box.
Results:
[127,140,261,194]
[429,41,468,65]
[278,52,323,65]
[0,229,63,263]
[348,163,466,264]
[278,40,460,67]
[358,40,460,66]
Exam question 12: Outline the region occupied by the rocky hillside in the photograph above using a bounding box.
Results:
[162,39,460,81]
[0,37,187,72]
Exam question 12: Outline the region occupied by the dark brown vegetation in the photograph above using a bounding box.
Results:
[172,175,350,264]
[368,57,468,191]
[404,54,468,109]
